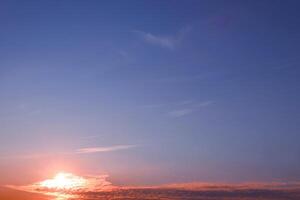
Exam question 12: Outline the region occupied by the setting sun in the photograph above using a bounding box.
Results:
[39,172,87,191]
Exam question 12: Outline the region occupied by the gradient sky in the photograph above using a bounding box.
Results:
[0,0,300,186]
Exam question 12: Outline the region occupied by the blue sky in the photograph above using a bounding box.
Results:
[0,0,300,185]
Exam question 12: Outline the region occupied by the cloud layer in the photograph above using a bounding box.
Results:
[7,177,300,200]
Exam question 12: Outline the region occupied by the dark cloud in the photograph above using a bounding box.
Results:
[67,187,300,200]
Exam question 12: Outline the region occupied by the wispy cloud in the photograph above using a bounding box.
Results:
[134,26,191,49]
[168,108,194,117]
[168,101,214,118]
[153,74,205,83]
[76,145,137,154]
[140,100,213,118]
[195,100,214,107]
[141,32,175,49]
[139,104,165,109]
[0,145,138,160]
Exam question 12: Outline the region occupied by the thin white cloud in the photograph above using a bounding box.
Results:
[140,104,165,109]
[196,100,214,107]
[154,74,205,83]
[76,145,137,154]
[176,100,194,106]
[168,108,194,117]
[0,145,138,160]
[134,26,191,49]
[143,32,175,49]
[168,101,214,118]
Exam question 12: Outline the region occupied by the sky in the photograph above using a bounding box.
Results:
[0,0,300,187]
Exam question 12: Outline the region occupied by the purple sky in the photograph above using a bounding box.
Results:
[0,0,300,186]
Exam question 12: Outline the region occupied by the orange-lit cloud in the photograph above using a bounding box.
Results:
[159,181,300,191]
[7,172,113,198]
[6,175,300,200]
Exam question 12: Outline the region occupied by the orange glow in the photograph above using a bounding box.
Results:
[39,172,87,190]
[7,171,113,200]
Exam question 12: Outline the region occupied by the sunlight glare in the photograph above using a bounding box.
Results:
[39,172,87,190]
